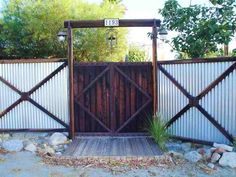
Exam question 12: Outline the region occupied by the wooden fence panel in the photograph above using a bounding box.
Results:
[74,62,153,134]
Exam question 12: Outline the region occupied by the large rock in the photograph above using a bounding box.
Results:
[168,151,184,159]
[204,149,213,159]
[53,144,65,152]
[24,133,48,139]
[181,143,192,152]
[2,140,23,152]
[211,152,221,163]
[213,148,226,154]
[184,151,202,163]
[219,152,236,168]
[49,133,67,146]
[24,143,37,153]
[166,142,182,152]
[43,145,55,154]
[0,133,10,141]
[12,133,26,140]
[213,143,233,152]
[207,163,215,169]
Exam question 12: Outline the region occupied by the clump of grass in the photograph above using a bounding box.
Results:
[148,114,169,151]
[233,137,236,149]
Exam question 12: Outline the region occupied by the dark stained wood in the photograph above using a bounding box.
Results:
[64,19,161,28]
[29,62,67,94]
[114,65,151,99]
[0,99,22,118]
[74,62,153,134]
[157,57,236,65]
[152,24,158,114]
[75,132,149,136]
[197,62,236,99]
[116,99,152,133]
[28,98,69,129]
[0,58,67,64]
[0,76,22,95]
[0,128,68,132]
[75,100,112,132]
[165,104,191,128]
[68,22,75,139]
[76,66,109,98]
[196,105,234,142]
[158,64,192,99]
[109,64,116,132]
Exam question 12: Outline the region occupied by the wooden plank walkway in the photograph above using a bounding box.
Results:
[64,136,162,157]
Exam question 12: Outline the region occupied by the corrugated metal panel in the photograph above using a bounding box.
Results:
[0,62,69,129]
[158,61,236,144]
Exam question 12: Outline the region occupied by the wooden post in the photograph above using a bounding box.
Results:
[224,44,229,56]
[152,21,158,115]
[68,22,75,139]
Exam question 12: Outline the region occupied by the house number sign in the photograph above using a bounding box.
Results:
[104,19,119,27]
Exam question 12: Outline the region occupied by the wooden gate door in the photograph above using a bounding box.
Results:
[73,62,153,134]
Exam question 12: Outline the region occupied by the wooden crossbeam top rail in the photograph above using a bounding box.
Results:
[74,62,152,67]
[157,57,236,64]
[0,58,67,64]
[64,19,161,28]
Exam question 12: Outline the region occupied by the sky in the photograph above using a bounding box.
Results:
[87,0,214,60]
[87,0,236,60]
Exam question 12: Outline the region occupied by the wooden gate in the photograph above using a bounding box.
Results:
[73,62,153,134]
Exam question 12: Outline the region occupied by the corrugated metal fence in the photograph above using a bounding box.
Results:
[1,58,236,144]
[0,59,69,131]
[157,58,236,144]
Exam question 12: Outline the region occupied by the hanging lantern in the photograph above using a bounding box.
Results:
[106,28,117,49]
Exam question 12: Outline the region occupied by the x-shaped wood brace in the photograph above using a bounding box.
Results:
[75,63,152,133]
[0,62,69,129]
[158,62,236,142]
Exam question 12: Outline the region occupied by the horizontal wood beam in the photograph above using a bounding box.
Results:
[0,58,67,64]
[0,128,68,132]
[157,57,236,65]
[64,19,161,28]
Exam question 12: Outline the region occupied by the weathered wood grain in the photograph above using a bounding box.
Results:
[64,136,162,157]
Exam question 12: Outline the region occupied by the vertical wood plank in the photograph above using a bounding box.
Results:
[96,67,102,131]
[110,63,116,132]
[152,23,158,115]
[91,68,96,131]
[68,23,75,139]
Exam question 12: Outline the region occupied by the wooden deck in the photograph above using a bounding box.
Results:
[64,136,162,157]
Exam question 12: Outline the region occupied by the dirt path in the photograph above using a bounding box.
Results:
[0,152,235,177]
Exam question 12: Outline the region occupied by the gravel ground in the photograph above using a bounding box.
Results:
[0,151,235,177]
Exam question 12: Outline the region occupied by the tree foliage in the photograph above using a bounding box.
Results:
[0,0,127,61]
[160,0,236,58]
[231,49,236,57]
[127,45,147,62]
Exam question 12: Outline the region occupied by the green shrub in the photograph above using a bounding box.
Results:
[127,45,147,62]
[148,114,169,151]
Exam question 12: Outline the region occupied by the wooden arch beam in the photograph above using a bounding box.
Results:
[64,19,161,28]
